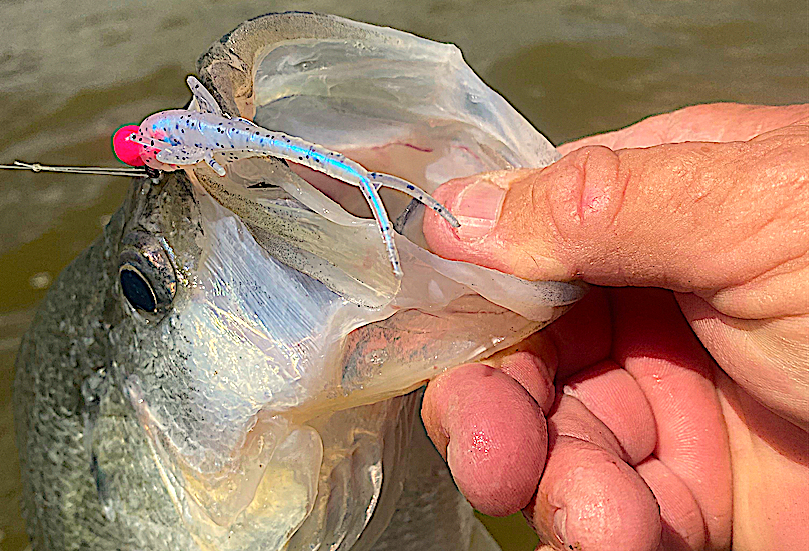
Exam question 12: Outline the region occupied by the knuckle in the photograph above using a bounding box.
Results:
[541,145,626,241]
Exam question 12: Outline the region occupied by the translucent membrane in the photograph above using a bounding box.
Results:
[117,12,585,550]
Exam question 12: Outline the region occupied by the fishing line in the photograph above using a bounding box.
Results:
[0,160,149,177]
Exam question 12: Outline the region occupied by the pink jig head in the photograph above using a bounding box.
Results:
[112,125,145,167]
[112,123,177,173]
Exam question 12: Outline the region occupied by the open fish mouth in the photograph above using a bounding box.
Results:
[104,12,586,551]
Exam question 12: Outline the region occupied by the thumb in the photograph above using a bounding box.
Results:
[424,124,808,316]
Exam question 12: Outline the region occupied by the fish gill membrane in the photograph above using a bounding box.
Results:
[14,12,586,551]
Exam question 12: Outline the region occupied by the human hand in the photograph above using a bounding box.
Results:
[421,104,809,550]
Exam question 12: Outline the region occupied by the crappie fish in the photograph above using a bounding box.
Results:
[14,12,585,551]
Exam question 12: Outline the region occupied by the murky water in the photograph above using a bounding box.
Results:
[1,1,806,549]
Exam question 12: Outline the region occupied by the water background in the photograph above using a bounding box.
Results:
[1,1,806,549]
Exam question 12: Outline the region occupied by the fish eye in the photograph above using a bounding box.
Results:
[119,265,157,313]
[118,232,177,316]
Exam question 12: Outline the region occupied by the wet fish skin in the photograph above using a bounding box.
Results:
[14,175,204,550]
[14,171,499,551]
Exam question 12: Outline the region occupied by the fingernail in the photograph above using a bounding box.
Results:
[452,181,506,240]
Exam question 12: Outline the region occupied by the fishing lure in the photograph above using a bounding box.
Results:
[114,76,461,278]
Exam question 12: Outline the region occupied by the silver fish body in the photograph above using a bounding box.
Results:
[15,12,585,551]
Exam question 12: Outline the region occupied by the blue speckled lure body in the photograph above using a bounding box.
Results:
[129,77,460,278]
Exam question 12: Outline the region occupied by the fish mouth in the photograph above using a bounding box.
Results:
[193,11,583,316]
[114,11,584,551]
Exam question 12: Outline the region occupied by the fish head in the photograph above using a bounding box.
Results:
[18,12,587,551]
[99,167,422,550]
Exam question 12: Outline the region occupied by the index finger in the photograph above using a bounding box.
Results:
[424,110,809,320]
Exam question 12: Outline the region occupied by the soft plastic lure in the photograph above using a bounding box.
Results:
[113,76,460,278]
